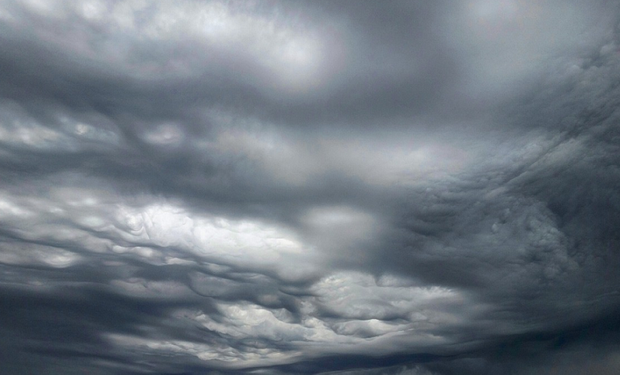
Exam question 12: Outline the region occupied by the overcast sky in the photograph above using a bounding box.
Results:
[1,1,620,374]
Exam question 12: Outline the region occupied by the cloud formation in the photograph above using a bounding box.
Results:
[1,0,620,374]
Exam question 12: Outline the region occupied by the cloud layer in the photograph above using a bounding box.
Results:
[1,1,620,374]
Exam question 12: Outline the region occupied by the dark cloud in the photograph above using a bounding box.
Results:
[1,0,620,374]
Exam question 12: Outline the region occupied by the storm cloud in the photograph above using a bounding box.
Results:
[1,1,620,374]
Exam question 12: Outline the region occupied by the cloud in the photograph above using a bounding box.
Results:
[1,0,620,374]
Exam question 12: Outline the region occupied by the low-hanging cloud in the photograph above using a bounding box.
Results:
[1,0,620,374]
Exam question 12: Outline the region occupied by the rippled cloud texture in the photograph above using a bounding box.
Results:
[1,1,620,374]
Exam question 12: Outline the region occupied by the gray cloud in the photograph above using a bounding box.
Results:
[1,0,620,374]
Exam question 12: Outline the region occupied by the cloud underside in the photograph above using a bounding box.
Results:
[1,1,620,374]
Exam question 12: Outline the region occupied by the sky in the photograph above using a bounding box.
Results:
[1,0,620,374]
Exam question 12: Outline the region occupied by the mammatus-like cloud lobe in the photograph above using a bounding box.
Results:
[1,1,620,374]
